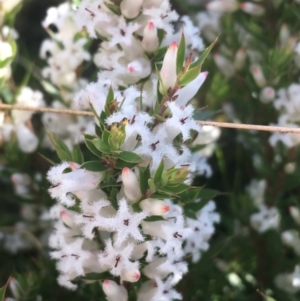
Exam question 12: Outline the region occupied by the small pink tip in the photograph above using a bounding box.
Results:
[162,205,170,213]
[122,167,130,174]
[134,272,141,280]
[203,71,209,77]
[170,41,178,49]
[289,206,295,212]
[148,21,155,29]
[240,3,246,9]
[103,279,110,286]
[267,88,273,94]
[252,66,259,73]
[60,211,67,218]
[213,53,219,58]
[69,162,77,170]
[128,65,135,73]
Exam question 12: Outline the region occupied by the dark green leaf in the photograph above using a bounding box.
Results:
[106,86,114,104]
[144,215,166,222]
[115,160,137,169]
[85,137,103,158]
[117,151,143,163]
[102,129,110,143]
[184,208,197,219]
[72,145,84,164]
[80,161,108,172]
[159,183,190,195]
[139,166,150,194]
[176,31,186,74]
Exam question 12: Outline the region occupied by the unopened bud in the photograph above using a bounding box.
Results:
[108,124,126,150]
[60,210,75,228]
[206,0,239,12]
[102,280,128,301]
[160,41,178,93]
[142,22,159,52]
[121,269,141,282]
[281,231,295,247]
[289,207,300,225]
[139,198,170,215]
[240,2,265,16]
[214,53,235,78]
[143,0,164,8]
[122,168,142,203]
[259,86,275,103]
[127,58,151,78]
[120,0,143,19]
[167,167,189,185]
[250,65,266,88]
[9,278,20,299]
[234,48,246,71]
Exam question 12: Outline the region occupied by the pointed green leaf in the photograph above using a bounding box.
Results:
[144,215,166,222]
[148,179,156,193]
[117,151,143,163]
[176,31,186,74]
[92,139,111,154]
[84,136,103,158]
[184,208,197,219]
[0,277,10,301]
[115,160,137,169]
[178,65,201,86]
[153,160,164,185]
[45,128,72,161]
[106,86,114,104]
[139,166,151,194]
[80,161,108,172]
[72,145,84,164]
[190,37,218,69]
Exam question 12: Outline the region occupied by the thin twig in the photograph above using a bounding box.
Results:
[0,103,94,116]
[1,103,300,134]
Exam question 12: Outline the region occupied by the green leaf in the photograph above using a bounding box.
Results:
[72,145,84,164]
[179,187,201,201]
[159,183,190,195]
[117,151,143,163]
[148,179,156,193]
[115,160,137,169]
[190,37,218,69]
[139,166,150,194]
[0,277,10,301]
[155,46,168,62]
[106,86,114,104]
[84,138,103,158]
[92,139,111,154]
[153,160,165,185]
[178,65,201,86]
[102,129,110,143]
[184,208,197,220]
[144,215,166,222]
[176,31,186,74]
[45,128,72,161]
[80,161,108,172]
[198,188,220,201]
[157,28,166,44]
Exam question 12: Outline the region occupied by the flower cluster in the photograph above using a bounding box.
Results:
[45,0,220,299]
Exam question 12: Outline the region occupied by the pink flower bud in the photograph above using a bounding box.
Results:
[120,0,143,19]
[160,41,178,92]
[234,48,246,71]
[214,53,234,78]
[250,65,266,88]
[259,87,275,104]
[240,2,265,16]
[142,22,159,52]
[60,210,75,228]
[121,269,141,282]
[122,168,142,202]
[174,71,208,107]
[127,58,151,78]
[69,161,80,171]
[206,0,239,12]
[102,280,128,301]
[139,198,170,215]
[289,206,300,225]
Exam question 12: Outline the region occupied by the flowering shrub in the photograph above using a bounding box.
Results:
[1,0,300,301]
